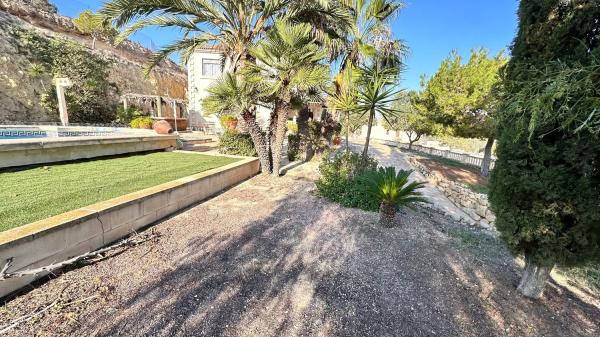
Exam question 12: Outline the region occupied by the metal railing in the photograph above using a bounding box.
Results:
[376,139,496,170]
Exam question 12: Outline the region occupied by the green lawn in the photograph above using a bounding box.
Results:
[0,152,240,232]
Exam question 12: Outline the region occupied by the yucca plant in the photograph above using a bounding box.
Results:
[360,166,427,227]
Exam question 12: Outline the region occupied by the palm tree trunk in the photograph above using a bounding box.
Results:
[271,105,290,177]
[345,111,350,152]
[379,202,397,227]
[362,108,375,162]
[241,109,271,174]
[481,137,494,177]
[517,254,553,299]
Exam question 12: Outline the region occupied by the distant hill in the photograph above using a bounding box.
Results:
[0,0,187,124]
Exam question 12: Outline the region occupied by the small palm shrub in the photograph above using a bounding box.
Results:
[316,151,379,211]
[218,130,257,157]
[219,115,238,130]
[360,167,427,227]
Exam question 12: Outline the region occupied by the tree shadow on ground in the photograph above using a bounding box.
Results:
[83,170,597,337]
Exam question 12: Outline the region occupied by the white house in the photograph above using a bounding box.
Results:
[187,46,273,132]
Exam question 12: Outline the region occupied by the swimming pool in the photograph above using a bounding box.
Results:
[0,126,119,139]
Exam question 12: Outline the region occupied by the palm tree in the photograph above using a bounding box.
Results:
[247,21,330,177]
[360,166,427,227]
[101,0,351,73]
[355,64,402,161]
[201,72,272,174]
[338,0,406,72]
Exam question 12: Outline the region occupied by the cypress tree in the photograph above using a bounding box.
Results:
[489,0,600,298]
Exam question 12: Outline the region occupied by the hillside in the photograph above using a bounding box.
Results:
[0,0,187,124]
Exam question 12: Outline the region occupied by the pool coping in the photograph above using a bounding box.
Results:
[0,152,260,298]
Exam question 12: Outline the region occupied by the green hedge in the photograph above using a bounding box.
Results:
[218,131,257,157]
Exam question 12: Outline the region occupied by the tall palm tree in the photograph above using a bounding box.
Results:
[101,0,351,73]
[247,21,330,176]
[201,72,272,174]
[338,0,406,72]
[355,64,402,161]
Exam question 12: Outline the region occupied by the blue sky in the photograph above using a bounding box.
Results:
[50,0,519,90]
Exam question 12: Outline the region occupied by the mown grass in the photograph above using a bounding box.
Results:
[0,152,240,232]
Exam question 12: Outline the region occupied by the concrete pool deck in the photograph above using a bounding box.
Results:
[0,131,178,168]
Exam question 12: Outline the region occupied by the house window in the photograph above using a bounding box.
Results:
[202,58,221,77]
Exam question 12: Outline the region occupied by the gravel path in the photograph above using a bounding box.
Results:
[0,161,598,337]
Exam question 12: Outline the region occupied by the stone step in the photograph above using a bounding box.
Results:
[182,142,219,152]
[180,137,213,145]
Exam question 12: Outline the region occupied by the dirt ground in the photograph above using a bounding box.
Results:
[0,162,598,337]
[416,158,488,187]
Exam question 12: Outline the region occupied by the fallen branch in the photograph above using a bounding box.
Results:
[0,231,158,280]
[0,300,58,334]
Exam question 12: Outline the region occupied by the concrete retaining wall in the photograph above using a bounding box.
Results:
[0,155,259,298]
[0,135,178,168]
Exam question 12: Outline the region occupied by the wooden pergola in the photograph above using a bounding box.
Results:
[121,93,188,118]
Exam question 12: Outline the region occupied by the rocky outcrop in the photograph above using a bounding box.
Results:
[0,0,187,124]
[410,158,496,231]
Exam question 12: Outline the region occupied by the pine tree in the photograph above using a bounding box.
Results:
[489,0,600,299]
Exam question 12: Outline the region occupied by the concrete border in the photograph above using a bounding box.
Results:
[0,134,178,168]
[0,155,260,298]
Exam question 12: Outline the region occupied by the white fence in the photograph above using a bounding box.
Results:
[376,139,496,170]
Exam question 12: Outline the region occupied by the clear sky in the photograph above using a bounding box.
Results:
[50,0,519,90]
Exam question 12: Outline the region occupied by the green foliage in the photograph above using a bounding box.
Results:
[219,114,238,128]
[116,106,145,124]
[359,166,427,208]
[287,134,301,161]
[218,131,257,157]
[489,0,600,269]
[101,0,351,72]
[316,151,379,211]
[72,10,117,44]
[130,117,153,129]
[384,91,435,143]
[287,121,299,134]
[416,49,507,139]
[12,29,116,123]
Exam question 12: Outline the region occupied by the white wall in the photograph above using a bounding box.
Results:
[187,49,271,132]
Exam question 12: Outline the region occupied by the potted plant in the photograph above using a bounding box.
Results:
[360,167,428,227]
[332,135,342,146]
[220,115,238,131]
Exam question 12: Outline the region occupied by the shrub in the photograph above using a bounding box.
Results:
[359,167,427,227]
[287,134,300,161]
[316,151,379,211]
[219,115,238,126]
[287,121,299,134]
[130,117,153,129]
[218,131,257,157]
[116,106,145,125]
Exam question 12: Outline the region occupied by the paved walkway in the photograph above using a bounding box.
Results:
[1,160,597,337]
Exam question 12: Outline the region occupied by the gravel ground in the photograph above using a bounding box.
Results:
[0,161,598,337]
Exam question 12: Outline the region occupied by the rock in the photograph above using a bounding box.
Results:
[153,120,173,134]
[466,209,481,221]
[475,205,487,218]
[479,220,492,229]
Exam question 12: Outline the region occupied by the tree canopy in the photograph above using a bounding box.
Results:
[489,0,600,298]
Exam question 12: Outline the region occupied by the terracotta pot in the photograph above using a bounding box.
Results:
[153,120,173,134]
[226,120,238,130]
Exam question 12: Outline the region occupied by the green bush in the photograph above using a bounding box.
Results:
[130,117,153,129]
[287,134,300,161]
[116,106,145,124]
[219,115,238,127]
[287,121,299,134]
[316,151,379,211]
[218,131,257,157]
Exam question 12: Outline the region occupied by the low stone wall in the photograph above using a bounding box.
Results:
[0,134,177,168]
[409,158,496,230]
[0,155,260,298]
